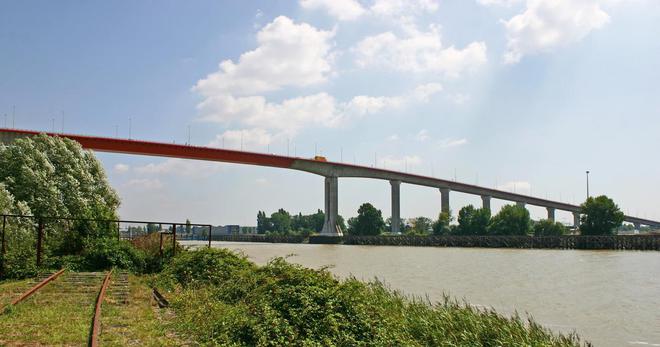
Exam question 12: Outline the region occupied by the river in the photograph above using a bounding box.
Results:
[181,241,660,347]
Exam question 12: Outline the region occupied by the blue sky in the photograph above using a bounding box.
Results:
[2,0,659,226]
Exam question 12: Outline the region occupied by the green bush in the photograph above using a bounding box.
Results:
[158,249,586,346]
[534,219,567,236]
[81,237,146,272]
[160,247,254,289]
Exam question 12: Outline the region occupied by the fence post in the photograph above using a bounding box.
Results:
[1,215,6,276]
[159,233,164,257]
[172,224,177,256]
[36,219,44,267]
[208,225,212,248]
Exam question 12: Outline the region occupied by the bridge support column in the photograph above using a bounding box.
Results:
[440,188,450,214]
[481,195,491,212]
[321,176,340,235]
[516,201,525,208]
[547,207,555,222]
[390,180,401,234]
[573,212,580,228]
[634,222,641,231]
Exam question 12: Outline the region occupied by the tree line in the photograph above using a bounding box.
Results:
[258,195,625,237]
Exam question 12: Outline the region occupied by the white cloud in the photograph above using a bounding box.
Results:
[502,0,610,64]
[447,93,470,104]
[193,16,335,96]
[416,129,430,142]
[299,0,439,21]
[300,0,366,21]
[198,93,341,136]
[370,0,439,17]
[380,155,422,170]
[126,178,163,190]
[199,83,443,136]
[208,128,275,150]
[439,137,468,148]
[135,159,224,178]
[387,134,400,141]
[354,24,487,77]
[412,83,443,101]
[477,0,523,6]
[113,163,130,174]
[497,180,531,193]
[344,95,405,116]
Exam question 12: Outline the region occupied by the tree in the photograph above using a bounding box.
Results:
[579,195,625,235]
[408,217,433,235]
[256,211,272,234]
[456,205,490,235]
[488,205,531,235]
[432,212,453,235]
[270,208,292,234]
[533,219,567,236]
[185,219,192,234]
[385,217,405,234]
[348,203,385,236]
[146,223,160,233]
[0,134,119,253]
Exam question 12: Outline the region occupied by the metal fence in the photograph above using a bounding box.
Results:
[0,214,213,276]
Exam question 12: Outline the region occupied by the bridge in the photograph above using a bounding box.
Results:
[2,127,659,233]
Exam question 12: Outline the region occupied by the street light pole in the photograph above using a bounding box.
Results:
[585,170,590,201]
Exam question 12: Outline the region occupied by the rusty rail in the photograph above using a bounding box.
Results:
[89,269,113,347]
[8,268,66,306]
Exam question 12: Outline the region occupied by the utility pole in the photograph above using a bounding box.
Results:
[187,125,191,145]
[586,170,590,201]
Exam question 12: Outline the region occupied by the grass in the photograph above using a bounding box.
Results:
[0,278,30,309]
[154,248,591,346]
[0,272,184,346]
[0,272,100,345]
[100,274,187,346]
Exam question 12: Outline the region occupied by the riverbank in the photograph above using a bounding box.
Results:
[153,247,588,346]
[201,234,660,250]
[182,241,660,346]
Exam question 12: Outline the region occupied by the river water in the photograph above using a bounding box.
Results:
[181,241,660,347]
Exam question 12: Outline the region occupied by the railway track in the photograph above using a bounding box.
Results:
[1,269,123,346]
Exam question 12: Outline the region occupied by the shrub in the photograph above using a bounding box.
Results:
[489,205,531,235]
[82,237,146,272]
[161,247,254,289]
[534,219,567,236]
[159,249,586,346]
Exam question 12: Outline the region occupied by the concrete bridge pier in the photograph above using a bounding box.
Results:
[440,188,450,214]
[390,180,401,233]
[634,222,641,230]
[573,212,580,228]
[547,207,555,222]
[516,201,525,208]
[321,176,340,235]
[481,195,491,212]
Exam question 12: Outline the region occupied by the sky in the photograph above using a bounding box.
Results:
[1,0,659,226]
